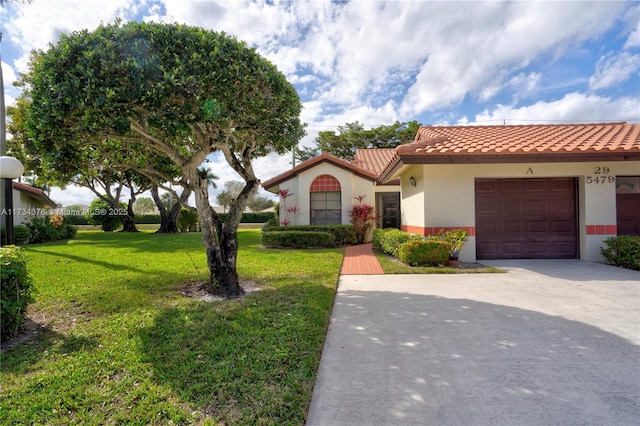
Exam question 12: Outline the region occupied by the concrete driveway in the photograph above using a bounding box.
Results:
[306,260,640,425]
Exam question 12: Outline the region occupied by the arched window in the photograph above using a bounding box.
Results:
[310,175,341,225]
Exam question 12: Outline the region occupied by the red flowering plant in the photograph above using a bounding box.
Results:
[350,195,376,244]
[278,188,298,226]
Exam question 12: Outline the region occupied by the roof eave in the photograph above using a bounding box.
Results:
[262,151,378,192]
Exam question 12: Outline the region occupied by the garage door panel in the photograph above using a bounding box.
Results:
[526,200,546,214]
[502,180,523,192]
[524,179,547,192]
[477,201,498,214]
[476,180,497,193]
[552,220,574,233]
[476,178,577,259]
[549,199,574,213]
[503,199,521,213]
[503,221,523,233]
[550,178,574,192]
[527,221,547,233]
[527,242,547,254]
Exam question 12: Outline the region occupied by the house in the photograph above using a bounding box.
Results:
[1,181,58,226]
[263,122,640,263]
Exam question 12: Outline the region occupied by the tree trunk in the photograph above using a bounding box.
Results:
[193,180,245,298]
[122,199,138,232]
[118,198,139,232]
[152,185,177,233]
[152,185,191,234]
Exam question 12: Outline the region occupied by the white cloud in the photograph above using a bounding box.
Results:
[471,92,640,125]
[49,185,97,207]
[623,4,640,49]
[400,1,628,115]
[589,51,640,91]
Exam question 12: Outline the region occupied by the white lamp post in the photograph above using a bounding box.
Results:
[1,156,25,245]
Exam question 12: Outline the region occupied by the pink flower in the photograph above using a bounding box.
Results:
[279,188,294,199]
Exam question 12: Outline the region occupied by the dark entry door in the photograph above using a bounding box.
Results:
[475,178,578,259]
[376,192,400,229]
[616,176,640,236]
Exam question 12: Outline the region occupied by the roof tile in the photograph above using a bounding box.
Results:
[411,122,640,155]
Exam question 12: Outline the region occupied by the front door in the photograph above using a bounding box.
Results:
[376,192,400,229]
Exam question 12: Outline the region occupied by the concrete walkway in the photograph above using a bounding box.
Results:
[307,260,640,425]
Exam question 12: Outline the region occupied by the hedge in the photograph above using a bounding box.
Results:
[375,228,423,256]
[64,212,275,226]
[1,247,35,342]
[397,239,451,266]
[601,235,640,271]
[262,231,336,249]
[265,225,356,246]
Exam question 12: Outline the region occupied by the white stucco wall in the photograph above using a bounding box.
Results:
[401,161,640,262]
[275,163,376,226]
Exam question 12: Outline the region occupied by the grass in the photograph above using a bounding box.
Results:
[376,251,504,274]
[1,229,343,425]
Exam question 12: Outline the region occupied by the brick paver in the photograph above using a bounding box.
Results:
[340,243,384,275]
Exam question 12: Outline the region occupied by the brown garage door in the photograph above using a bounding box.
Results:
[476,178,578,259]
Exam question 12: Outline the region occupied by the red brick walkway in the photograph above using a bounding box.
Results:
[340,243,384,275]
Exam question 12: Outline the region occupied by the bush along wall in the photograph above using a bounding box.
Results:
[1,216,77,245]
[262,231,336,249]
[601,235,640,271]
[397,239,451,266]
[265,225,356,246]
[1,246,35,342]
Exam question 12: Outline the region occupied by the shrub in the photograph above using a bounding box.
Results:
[177,208,198,232]
[62,213,89,225]
[379,228,422,256]
[262,231,336,249]
[265,225,356,245]
[135,214,162,224]
[87,199,124,232]
[262,216,280,232]
[397,239,450,266]
[26,216,77,243]
[215,212,276,223]
[14,225,30,245]
[1,247,35,342]
[601,235,640,271]
[0,225,31,245]
[372,228,386,251]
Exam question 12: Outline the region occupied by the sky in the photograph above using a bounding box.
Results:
[1,0,639,207]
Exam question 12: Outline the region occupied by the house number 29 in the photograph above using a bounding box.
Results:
[586,166,614,184]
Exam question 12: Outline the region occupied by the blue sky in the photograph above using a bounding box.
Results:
[1,0,639,206]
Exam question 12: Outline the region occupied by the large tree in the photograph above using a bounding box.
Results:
[23,21,304,297]
[297,120,422,162]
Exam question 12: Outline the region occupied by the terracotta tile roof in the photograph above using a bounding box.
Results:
[410,122,640,154]
[380,122,640,182]
[13,181,58,208]
[352,149,396,174]
[262,151,378,192]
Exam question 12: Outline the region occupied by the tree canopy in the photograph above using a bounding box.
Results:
[297,120,421,162]
[21,21,305,296]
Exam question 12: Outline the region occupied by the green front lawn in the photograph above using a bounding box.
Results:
[1,229,343,425]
